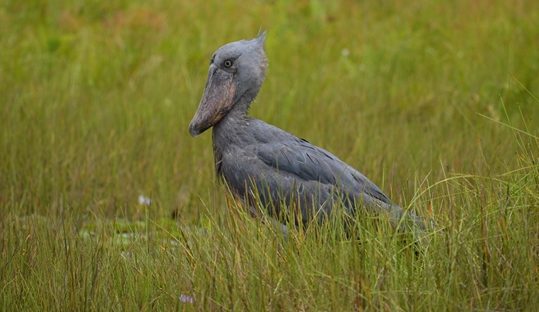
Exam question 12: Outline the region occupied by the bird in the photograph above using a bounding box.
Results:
[188,32,427,231]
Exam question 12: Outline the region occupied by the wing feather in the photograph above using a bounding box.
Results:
[255,139,391,204]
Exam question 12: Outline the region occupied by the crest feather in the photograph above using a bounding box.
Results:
[256,31,267,46]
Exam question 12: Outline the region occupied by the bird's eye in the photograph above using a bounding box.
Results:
[223,59,233,68]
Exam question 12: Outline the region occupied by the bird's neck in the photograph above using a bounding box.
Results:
[214,94,250,131]
[211,96,253,175]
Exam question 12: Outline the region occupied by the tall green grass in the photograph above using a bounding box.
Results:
[1,0,538,310]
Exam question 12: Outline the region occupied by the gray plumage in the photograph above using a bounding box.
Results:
[189,33,426,230]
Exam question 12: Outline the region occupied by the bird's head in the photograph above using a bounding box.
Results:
[188,32,268,137]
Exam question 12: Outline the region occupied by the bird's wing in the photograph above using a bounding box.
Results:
[255,138,392,204]
[219,137,393,223]
[253,139,429,230]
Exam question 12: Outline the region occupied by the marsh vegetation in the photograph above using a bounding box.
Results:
[1,0,538,310]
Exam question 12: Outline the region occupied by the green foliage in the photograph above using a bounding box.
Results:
[1,0,538,310]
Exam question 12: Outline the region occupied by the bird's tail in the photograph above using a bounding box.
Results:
[388,204,434,235]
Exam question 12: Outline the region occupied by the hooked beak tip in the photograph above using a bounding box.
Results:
[188,123,201,137]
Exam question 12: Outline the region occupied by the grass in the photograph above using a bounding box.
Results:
[1,0,538,310]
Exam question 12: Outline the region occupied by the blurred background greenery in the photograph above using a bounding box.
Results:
[1,0,538,310]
